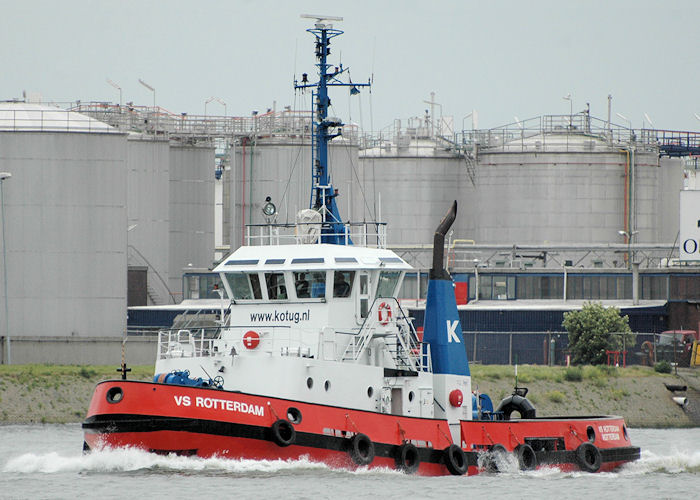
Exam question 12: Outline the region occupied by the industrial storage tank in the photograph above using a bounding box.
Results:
[168,142,215,299]
[0,102,127,350]
[359,125,476,247]
[225,127,359,251]
[359,113,684,250]
[472,115,675,245]
[126,134,171,305]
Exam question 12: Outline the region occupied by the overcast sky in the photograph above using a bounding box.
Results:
[1,0,698,132]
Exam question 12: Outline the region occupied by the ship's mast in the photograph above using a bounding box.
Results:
[295,15,370,245]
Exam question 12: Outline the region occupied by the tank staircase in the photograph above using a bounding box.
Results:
[460,152,477,186]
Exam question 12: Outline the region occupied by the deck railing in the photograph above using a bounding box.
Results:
[245,221,387,248]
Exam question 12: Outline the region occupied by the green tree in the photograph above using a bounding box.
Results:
[562,302,632,365]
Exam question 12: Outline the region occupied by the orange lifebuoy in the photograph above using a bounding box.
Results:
[378,302,392,325]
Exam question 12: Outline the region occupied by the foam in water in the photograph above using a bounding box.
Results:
[1,447,409,477]
[4,445,699,477]
[2,448,332,475]
[618,448,700,475]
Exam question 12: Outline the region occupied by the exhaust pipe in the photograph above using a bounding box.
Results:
[431,201,457,280]
[672,396,688,408]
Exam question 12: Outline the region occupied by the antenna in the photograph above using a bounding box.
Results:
[643,112,654,128]
[294,16,370,245]
[300,13,343,28]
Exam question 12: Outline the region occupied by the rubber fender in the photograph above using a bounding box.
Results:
[575,442,602,473]
[395,443,420,474]
[515,444,537,471]
[443,444,468,475]
[484,444,508,473]
[270,419,296,447]
[347,433,375,466]
[495,394,536,420]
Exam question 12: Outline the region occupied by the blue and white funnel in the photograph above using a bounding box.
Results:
[422,201,470,376]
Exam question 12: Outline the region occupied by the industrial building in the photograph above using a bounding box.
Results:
[1,97,699,365]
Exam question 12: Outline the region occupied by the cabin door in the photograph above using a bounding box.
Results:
[356,271,370,324]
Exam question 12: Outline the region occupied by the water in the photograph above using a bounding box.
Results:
[1,425,698,500]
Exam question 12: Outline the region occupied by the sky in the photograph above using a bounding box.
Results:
[1,0,699,132]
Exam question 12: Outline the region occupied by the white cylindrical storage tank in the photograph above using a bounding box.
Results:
[168,142,215,300]
[0,102,127,342]
[474,134,663,244]
[227,136,357,250]
[126,134,170,304]
[359,139,475,246]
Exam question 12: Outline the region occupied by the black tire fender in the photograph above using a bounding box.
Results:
[575,442,602,473]
[347,433,375,466]
[443,444,468,475]
[495,395,537,420]
[395,442,420,473]
[270,419,296,447]
[515,443,537,471]
[484,443,508,473]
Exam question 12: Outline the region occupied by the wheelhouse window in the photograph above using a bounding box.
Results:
[224,272,262,300]
[265,272,288,300]
[376,271,401,298]
[333,271,354,298]
[294,271,326,299]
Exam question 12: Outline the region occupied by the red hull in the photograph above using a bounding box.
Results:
[83,380,639,476]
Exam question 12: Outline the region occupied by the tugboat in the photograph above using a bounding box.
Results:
[83,15,640,475]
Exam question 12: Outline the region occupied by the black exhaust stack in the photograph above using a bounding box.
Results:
[430,201,457,280]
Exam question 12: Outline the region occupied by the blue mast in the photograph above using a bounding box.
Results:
[295,15,370,245]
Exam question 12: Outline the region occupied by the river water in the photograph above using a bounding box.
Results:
[1,425,698,500]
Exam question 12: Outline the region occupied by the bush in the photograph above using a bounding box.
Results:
[547,390,566,403]
[654,360,672,373]
[562,302,633,365]
[564,367,583,382]
[78,366,97,379]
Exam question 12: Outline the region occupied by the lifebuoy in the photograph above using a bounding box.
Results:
[378,302,392,325]
[483,443,508,473]
[515,444,537,471]
[347,433,375,465]
[443,444,468,475]
[395,443,420,473]
[575,442,602,473]
[270,419,296,447]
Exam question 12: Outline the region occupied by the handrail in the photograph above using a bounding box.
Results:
[245,221,387,248]
[341,297,427,372]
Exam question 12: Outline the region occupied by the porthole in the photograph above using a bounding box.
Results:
[408,391,415,402]
[586,426,596,442]
[306,377,313,389]
[106,386,123,404]
[324,380,331,391]
[287,407,302,424]
[367,387,374,397]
